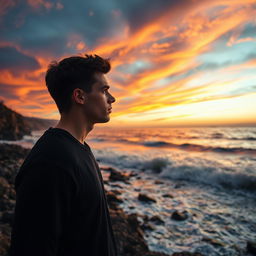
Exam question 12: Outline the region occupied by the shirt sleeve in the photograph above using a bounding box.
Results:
[9,161,77,256]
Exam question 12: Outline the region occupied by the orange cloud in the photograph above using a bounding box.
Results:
[1,0,256,126]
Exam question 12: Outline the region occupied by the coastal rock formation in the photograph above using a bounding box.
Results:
[0,102,57,141]
[0,102,31,140]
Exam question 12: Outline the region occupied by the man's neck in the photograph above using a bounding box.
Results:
[55,112,94,144]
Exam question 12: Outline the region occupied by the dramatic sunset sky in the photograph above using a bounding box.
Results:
[0,0,256,127]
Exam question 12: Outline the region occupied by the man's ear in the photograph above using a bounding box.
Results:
[72,88,86,104]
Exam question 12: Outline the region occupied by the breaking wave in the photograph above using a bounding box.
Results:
[142,141,256,155]
[95,149,256,193]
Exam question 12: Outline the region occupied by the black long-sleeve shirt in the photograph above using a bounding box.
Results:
[10,127,117,256]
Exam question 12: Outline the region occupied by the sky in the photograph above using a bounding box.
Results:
[0,0,256,127]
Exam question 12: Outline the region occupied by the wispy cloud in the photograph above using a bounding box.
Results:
[0,0,255,126]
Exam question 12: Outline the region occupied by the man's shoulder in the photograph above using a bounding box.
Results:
[34,128,81,155]
[23,128,85,170]
[15,129,82,190]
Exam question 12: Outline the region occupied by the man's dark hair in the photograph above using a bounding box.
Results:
[45,54,111,113]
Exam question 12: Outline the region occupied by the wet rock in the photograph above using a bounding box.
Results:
[0,177,16,211]
[172,252,204,256]
[247,241,256,254]
[174,183,186,189]
[127,214,144,236]
[111,184,123,189]
[150,215,164,225]
[0,177,10,197]
[111,189,122,195]
[202,237,225,247]
[155,180,164,184]
[138,193,156,203]
[129,171,138,177]
[1,211,14,225]
[171,210,189,221]
[0,231,10,256]
[106,191,123,203]
[163,193,174,198]
[143,215,149,222]
[100,167,116,172]
[141,222,155,231]
[109,169,130,183]
[109,208,169,256]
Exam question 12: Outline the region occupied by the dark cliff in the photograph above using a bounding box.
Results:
[0,102,31,140]
[0,102,57,140]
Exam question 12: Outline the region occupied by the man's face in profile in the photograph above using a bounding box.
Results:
[82,72,116,124]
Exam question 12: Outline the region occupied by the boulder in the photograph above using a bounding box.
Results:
[150,215,164,225]
[155,180,164,184]
[138,193,156,203]
[171,210,188,221]
[106,191,123,203]
[163,193,174,198]
[109,169,130,183]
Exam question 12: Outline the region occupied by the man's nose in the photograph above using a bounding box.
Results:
[108,93,116,103]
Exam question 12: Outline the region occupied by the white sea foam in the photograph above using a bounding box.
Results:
[93,146,256,192]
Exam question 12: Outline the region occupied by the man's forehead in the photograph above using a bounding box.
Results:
[94,72,108,86]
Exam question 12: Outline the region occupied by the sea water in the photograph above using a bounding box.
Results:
[2,126,256,255]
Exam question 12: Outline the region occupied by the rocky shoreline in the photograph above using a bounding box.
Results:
[1,143,254,256]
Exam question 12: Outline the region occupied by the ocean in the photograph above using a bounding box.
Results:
[1,126,256,255]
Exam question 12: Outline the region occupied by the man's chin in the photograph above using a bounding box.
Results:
[96,116,110,123]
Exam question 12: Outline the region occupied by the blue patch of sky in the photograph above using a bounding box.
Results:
[151,69,195,89]
[197,40,256,68]
[1,0,125,55]
[116,60,152,75]
[229,84,256,96]
[241,23,256,38]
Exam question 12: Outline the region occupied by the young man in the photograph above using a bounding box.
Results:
[10,54,117,256]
